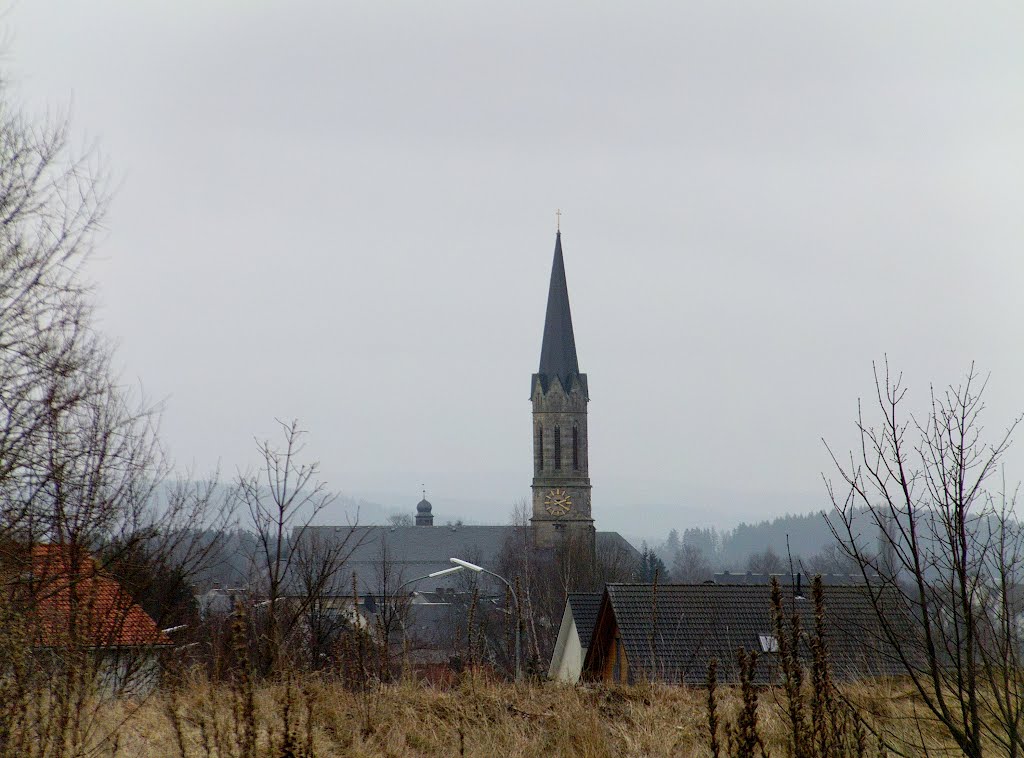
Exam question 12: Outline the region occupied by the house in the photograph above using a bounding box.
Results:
[548,592,602,682]
[198,584,249,618]
[7,544,173,693]
[582,582,901,685]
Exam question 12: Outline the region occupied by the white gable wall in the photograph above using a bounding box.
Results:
[548,601,586,683]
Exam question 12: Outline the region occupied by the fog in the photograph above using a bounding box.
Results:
[7,2,1023,542]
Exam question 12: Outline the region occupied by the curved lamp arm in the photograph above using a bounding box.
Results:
[397,565,465,592]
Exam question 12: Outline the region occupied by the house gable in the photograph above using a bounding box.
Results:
[582,589,632,684]
[548,602,578,681]
[548,592,603,682]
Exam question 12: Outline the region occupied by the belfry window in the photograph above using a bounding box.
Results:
[537,426,543,471]
[554,427,561,470]
[572,426,580,470]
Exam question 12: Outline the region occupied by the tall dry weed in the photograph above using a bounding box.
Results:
[103,674,967,756]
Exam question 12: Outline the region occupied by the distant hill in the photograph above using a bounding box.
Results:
[649,507,864,574]
[719,510,842,566]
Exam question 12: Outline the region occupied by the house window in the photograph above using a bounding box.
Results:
[537,426,543,471]
[554,427,561,470]
[758,634,779,653]
[572,426,579,470]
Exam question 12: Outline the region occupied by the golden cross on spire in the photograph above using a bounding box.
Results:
[556,208,562,232]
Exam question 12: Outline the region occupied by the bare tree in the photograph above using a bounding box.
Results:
[237,419,346,675]
[497,500,568,670]
[0,74,239,755]
[497,500,639,673]
[0,305,227,756]
[802,544,857,577]
[268,515,356,673]
[825,361,1024,758]
[746,547,784,575]
[673,543,712,583]
[595,532,641,584]
[0,92,109,547]
[366,537,414,680]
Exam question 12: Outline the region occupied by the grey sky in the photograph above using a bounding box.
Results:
[7,2,1023,542]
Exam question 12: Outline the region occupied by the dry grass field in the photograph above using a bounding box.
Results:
[93,675,964,757]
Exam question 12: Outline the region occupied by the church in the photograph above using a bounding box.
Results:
[302,229,636,591]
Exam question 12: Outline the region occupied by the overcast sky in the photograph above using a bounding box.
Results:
[6,2,1023,542]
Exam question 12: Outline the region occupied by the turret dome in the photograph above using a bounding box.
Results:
[415,492,434,526]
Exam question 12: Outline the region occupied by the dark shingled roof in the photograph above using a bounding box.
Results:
[535,232,588,398]
[585,583,903,685]
[567,592,602,649]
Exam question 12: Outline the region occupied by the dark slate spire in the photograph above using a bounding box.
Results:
[537,231,585,395]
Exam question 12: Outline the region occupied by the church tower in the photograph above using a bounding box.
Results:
[531,231,594,552]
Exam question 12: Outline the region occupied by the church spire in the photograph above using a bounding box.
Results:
[530,226,593,551]
[538,231,582,393]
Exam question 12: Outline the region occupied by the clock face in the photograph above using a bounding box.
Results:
[544,488,572,516]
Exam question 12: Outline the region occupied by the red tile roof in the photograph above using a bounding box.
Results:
[18,544,172,648]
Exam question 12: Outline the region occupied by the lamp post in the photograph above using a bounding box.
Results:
[450,557,522,681]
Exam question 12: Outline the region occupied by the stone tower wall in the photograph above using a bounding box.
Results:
[530,374,593,548]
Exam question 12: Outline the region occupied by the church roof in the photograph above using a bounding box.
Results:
[295,525,637,594]
[537,232,586,396]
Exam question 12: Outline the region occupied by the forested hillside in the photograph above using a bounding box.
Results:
[648,507,865,581]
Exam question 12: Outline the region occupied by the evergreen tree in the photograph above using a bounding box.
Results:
[639,542,667,582]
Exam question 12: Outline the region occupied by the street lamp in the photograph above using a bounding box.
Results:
[450,557,522,681]
[378,564,467,662]
[398,564,465,590]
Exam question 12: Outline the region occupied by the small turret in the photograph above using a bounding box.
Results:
[415,489,433,526]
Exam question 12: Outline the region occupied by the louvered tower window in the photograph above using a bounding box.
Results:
[572,426,579,470]
[554,427,561,470]
[537,426,543,472]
